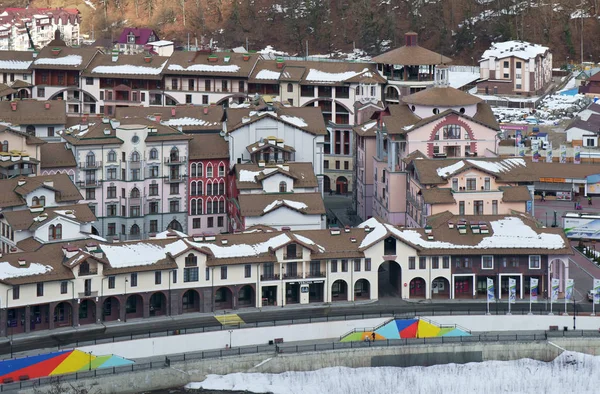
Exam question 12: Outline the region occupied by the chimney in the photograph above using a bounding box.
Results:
[171,107,176,116]
[18,258,26,266]
[154,113,162,122]
[82,113,89,124]
[62,245,79,259]
[203,107,209,115]
[10,101,16,111]
[111,49,119,62]
[276,57,285,69]
[17,178,26,186]
[43,179,54,187]
[44,102,50,110]
[405,32,418,47]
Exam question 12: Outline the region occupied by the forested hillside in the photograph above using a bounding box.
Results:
[10,0,600,63]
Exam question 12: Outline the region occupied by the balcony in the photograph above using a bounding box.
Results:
[260,274,280,281]
[78,291,98,298]
[77,180,100,188]
[79,161,102,169]
[164,174,185,183]
[283,252,302,260]
[283,273,302,279]
[78,269,98,277]
[164,156,186,165]
[306,271,326,278]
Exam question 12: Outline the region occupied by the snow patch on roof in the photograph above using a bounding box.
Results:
[263,200,308,214]
[0,60,32,70]
[154,229,189,239]
[0,262,52,280]
[34,55,82,67]
[305,68,370,83]
[481,41,549,61]
[466,158,526,173]
[165,117,219,127]
[168,64,241,73]
[280,115,307,128]
[294,234,325,252]
[255,69,281,80]
[239,170,261,182]
[358,218,388,249]
[190,233,291,258]
[92,60,167,75]
[361,121,377,131]
[102,240,187,268]
[436,161,465,178]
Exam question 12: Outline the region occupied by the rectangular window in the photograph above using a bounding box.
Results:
[150,220,158,233]
[341,259,348,272]
[354,259,361,272]
[331,259,338,273]
[149,201,159,214]
[37,87,45,97]
[459,201,465,215]
[170,183,179,195]
[492,200,498,215]
[86,188,95,200]
[516,62,522,69]
[61,281,68,294]
[466,178,476,191]
[107,186,116,198]
[107,223,116,236]
[419,257,426,270]
[184,267,199,282]
[344,161,349,170]
[186,94,192,104]
[221,266,227,279]
[409,257,416,270]
[335,160,340,169]
[48,127,55,137]
[244,264,251,278]
[86,77,93,85]
[218,216,224,227]
[107,204,116,216]
[108,276,115,289]
[202,95,209,104]
[205,267,210,280]
[208,217,214,227]
[172,270,177,283]
[474,200,484,215]
[529,255,541,269]
[37,282,44,297]
[149,183,158,196]
[484,177,490,191]
[130,206,140,217]
[193,218,201,228]
[171,79,178,90]
[443,256,450,269]
[155,271,162,285]
[452,178,458,190]
[170,200,180,213]
[12,285,19,300]
[482,255,494,270]
[130,273,137,287]
[432,257,439,269]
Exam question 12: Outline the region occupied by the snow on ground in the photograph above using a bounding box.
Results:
[187,351,600,394]
[83,0,96,9]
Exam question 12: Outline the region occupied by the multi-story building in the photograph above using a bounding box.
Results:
[228,162,325,231]
[115,28,159,55]
[0,212,571,335]
[0,8,81,50]
[359,67,500,224]
[0,99,66,139]
[477,40,552,97]
[188,133,229,235]
[0,125,46,179]
[59,117,192,240]
[373,32,452,102]
[0,51,34,99]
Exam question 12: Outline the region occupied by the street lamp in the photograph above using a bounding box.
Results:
[124,279,128,322]
[573,294,577,331]
[88,351,93,371]
[228,329,233,348]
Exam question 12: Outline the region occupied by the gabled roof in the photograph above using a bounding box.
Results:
[117,28,158,45]
[115,105,224,132]
[81,53,169,80]
[237,192,325,216]
[372,44,452,66]
[0,125,46,145]
[235,162,318,190]
[164,51,259,78]
[2,204,96,231]
[246,140,295,154]
[0,83,16,97]
[0,173,82,208]
[226,106,327,136]
[500,186,532,202]
[353,120,378,137]
[402,86,482,106]
[189,133,229,160]
[0,51,34,73]
[0,99,66,125]
[32,46,99,71]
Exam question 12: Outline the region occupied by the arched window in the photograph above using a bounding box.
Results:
[168,220,183,231]
[32,196,39,206]
[107,150,116,162]
[218,197,225,213]
[2,140,8,152]
[191,181,197,196]
[86,152,95,166]
[197,180,203,195]
[191,198,197,215]
[170,147,179,161]
[49,224,62,240]
[206,164,213,178]
[206,180,213,196]
[197,199,203,215]
[206,197,213,214]
[130,224,140,235]
[212,200,219,214]
[287,83,293,93]
[149,148,158,160]
[26,125,35,135]
[197,163,203,177]
[191,163,197,177]
[131,187,140,198]
[185,253,197,266]
[131,151,140,162]
[218,164,225,177]
[39,196,46,206]
[279,181,287,193]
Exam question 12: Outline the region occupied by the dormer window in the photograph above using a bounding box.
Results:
[285,243,299,260]
[127,32,135,44]
[79,261,90,275]
[49,224,62,240]
[279,181,287,193]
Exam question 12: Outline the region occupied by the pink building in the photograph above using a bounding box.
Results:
[357,67,501,225]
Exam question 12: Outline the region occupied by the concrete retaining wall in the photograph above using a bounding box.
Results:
[21,338,600,394]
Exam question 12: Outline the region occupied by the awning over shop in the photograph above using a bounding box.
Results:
[534,182,574,192]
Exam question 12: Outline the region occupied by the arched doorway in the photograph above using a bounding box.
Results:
[78,299,96,325]
[238,285,255,308]
[431,277,450,299]
[125,294,144,320]
[331,279,348,301]
[102,296,120,321]
[16,89,30,99]
[549,258,568,297]
[336,176,348,194]
[409,277,426,299]
[385,86,400,103]
[149,292,167,316]
[168,220,183,232]
[54,302,72,327]
[182,289,201,313]
[354,279,370,300]
[214,287,233,310]
[323,175,331,194]
[378,260,402,298]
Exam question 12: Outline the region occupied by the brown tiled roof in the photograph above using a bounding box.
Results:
[32,46,99,71]
[402,150,428,164]
[0,173,82,208]
[164,52,260,78]
[115,105,224,132]
[248,60,281,83]
[0,100,66,125]
[0,84,16,97]
[353,120,378,137]
[500,186,532,202]
[0,126,46,145]
[235,162,318,190]
[421,188,455,204]
[189,133,229,160]
[402,86,481,106]
[379,105,420,135]
[0,51,34,72]
[40,143,76,168]
[16,237,43,252]
[238,192,325,216]
[472,102,500,130]
[81,53,169,80]
[10,79,33,89]
[226,106,327,136]
[2,204,96,231]
[279,65,307,81]
[372,44,452,66]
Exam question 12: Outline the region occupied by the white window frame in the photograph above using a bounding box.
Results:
[481,255,494,270]
[529,255,541,269]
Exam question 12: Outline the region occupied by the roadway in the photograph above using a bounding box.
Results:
[0,299,594,358]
